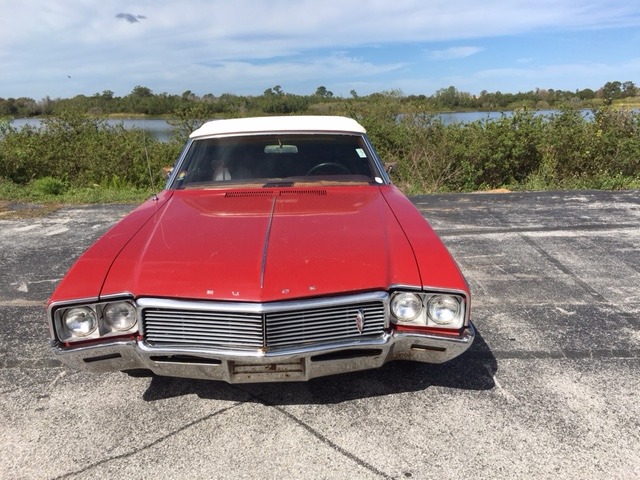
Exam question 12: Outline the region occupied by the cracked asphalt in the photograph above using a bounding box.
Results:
[1,190,639,479]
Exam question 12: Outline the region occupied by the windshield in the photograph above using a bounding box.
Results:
[170,133,385,189]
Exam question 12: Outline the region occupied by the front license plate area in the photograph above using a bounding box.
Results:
[230,360,305,382]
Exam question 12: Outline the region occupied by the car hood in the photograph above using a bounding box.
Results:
[99,186,422,302]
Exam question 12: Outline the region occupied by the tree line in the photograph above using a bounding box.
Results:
[1,80,638,119]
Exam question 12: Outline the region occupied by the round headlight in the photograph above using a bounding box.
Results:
[391,293,423,322]
[103,302,137,331]
[427,295,461,325]
[63,307,98,337]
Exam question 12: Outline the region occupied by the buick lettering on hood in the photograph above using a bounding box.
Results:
[47,116,475,383]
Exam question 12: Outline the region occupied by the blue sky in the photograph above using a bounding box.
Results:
[1,0,639,100]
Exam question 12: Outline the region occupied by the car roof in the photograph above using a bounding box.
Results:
[190,115,366,138]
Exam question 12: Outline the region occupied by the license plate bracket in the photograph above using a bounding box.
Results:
[230,360,305,382]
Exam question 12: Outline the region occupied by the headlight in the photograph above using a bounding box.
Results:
[63,307,98,337]
[390,293,423,322]
[103,302,137,331]
[53,297,139,343]
[427,295,461,325]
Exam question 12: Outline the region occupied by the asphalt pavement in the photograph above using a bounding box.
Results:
[0,190,639,479]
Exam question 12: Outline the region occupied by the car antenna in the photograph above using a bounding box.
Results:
[143,130,159,202]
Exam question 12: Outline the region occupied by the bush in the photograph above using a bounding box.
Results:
[1,107,638,201]
[538,107,640,188]
[0,112,183,189]
[373,106,639,192]
[30,176,67,196]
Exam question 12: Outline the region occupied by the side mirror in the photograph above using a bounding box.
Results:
[162,166,173,179]
[385,162,398,173]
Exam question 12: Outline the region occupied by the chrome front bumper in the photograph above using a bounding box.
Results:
[51,324,475,383]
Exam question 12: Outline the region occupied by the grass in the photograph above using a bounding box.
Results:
[2,173,638,207]
[0,178,152,218]
[0,200,63,220]
[613,99,640,109]
[1,106,638,218]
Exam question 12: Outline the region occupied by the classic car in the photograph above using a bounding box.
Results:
[47,115,475,383]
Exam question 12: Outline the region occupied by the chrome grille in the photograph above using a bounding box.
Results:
[266,302,385,347]
[141,295,387,351]
[144,309,264,348]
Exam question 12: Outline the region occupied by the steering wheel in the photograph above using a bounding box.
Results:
[306,162,351,175]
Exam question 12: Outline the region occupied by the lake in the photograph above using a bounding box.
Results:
[8,110,593,142]
[8,118,174,142]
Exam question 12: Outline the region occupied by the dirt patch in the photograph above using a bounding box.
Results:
[473,188,512,194]
[0,201,62,220]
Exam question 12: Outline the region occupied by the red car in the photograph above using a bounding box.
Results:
[47,116,475,383]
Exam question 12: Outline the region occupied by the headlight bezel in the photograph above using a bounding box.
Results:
[389,290,467,330]
[53,299,139,343]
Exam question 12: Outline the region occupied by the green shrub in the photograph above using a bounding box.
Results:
[1,107,638,202]
[0,176,26,199]
[367,105,639,192]
[0,112,183,190]
[30,176,67,196]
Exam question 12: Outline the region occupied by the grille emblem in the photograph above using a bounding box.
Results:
[355,309,365,334]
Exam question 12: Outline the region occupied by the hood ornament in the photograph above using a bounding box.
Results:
[355,309,365,334]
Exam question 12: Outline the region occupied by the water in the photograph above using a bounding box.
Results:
[8,118,173,142]
[433,109,595,124]
[7,110,596,142]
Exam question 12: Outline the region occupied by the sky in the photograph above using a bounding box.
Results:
[1,0,640,100]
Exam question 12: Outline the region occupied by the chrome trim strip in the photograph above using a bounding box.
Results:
[138,292,389,348]
[388,283,422,291]
[136,291,389,314]
[99,292,135,301]
[47,296,100,314]
[260,196,277,289]
[138,333,392,359]
[166,140,193,188]
[363,134,391,184]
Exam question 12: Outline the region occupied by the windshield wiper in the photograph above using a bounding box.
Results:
[263,181,295,187]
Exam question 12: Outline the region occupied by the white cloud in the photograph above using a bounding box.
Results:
[1,0,640,98]
[4,1,639,56]
[142,53,406,96]
[428,47,483,60]
[448,58,640,94]
[475,62,614,80]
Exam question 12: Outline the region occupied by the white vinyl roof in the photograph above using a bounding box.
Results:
[190,115,366,138]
